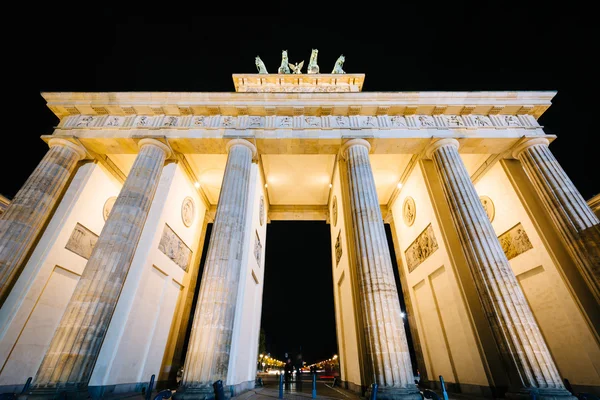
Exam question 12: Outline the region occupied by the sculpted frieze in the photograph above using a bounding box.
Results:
[499,222,533,260]
[221,116,236,128]
[405,224,439,272]
[248,116,265,128]
[63,112,535,131]
[162,116,180,127]
[442,115,465,127]
[332,116,350,128]
[277,116,293,128]
[106,116,125,127]
[193,115,210,127]
[390,116,408,127]
[76,115,97,127]
[416,115,435,128]
[360,116,378,128]
[158,223,192,271]
[335,230,343,266]
[254,230,262,266]
[468,115,493,127]
[65,223,99,260]
[134,116,155,127]
[241,86,352,93]
[304,116,321,127]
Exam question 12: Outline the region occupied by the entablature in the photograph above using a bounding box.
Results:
[42,91,556,120]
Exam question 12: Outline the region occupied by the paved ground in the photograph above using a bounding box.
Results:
[233,383,363,400]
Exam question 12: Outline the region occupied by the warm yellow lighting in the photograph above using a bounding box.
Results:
[397,182,403,189]
[333,354,338,359]
[265,183,268,188]
[194,182,201,189]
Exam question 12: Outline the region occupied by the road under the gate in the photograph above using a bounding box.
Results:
[241,372,362,400]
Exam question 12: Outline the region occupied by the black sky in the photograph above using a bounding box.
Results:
[5,8,596,367]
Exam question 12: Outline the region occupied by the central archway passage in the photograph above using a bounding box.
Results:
[260,220,337,367]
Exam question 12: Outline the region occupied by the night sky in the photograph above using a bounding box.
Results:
[6,10,596,367]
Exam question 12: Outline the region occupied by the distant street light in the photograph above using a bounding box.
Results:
[400,312,406,318]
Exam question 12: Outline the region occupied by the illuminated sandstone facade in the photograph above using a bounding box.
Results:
[0,73,598,399]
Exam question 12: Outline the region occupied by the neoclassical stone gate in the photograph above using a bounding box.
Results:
[0,72,598,400]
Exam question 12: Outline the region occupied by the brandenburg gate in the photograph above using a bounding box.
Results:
[0,55,598,400]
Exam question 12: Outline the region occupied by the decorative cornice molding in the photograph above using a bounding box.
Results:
[588,193,600,217]
[42,91,557,120]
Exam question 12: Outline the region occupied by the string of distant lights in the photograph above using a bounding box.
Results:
[257,354,339,371]
[257,354,286,368]
[306,354,338,370]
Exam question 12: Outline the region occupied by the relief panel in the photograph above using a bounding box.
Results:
[405,224,439,273]
[498,222,533,260]
[158,224,192,271]
[65,223,99,260]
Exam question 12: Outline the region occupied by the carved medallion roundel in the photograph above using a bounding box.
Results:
[332,196,338,227]
[103,196,117,221]
[402,196,416,227]
[259,196,265,226]
[479,195,495,222]
[182,197,195,227]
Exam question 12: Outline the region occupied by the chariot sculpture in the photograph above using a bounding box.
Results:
[252,49,346,75]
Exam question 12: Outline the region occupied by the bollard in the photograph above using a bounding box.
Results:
[146,374,156,400]
[371,383,378,400]
[439,375,449,400]
[213,379,225,400]
[279,373,284,399]
[312,373,317,399]
[563,379,575,395]
[20,377,32,394]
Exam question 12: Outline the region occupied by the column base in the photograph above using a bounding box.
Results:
[505,387,578,400]
[365,384,422,400]
[21,385,88,400]
[173,384,230,400]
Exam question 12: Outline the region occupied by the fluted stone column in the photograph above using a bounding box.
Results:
[175,139,256,400]
[427,139,575,400]
[29,138,170,397]
[513,138,600,302]
[0,138,86,305]
[341,139,420,400]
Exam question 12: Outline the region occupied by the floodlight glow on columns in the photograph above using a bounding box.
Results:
[329,183,332,188]
[265,183,268,188]
[194,182,200,189]
[397,182,403,189]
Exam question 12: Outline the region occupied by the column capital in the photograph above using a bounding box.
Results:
[226,138,257,159]
[512,137,550,159]
[340,138,371,159]
[47,138,87,160]
[424,138,459,160]
[137,138,172,159]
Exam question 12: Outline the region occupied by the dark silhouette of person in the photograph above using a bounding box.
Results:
[284,358,293,387]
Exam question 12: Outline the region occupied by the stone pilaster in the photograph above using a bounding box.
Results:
[0,138,86,305]
[341,139,420,400]
[29,138,170,398]
[513,138,600,303]
[426,139,575,400]
[175,139,256,400]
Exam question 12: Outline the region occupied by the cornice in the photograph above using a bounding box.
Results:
[588,193,600,215]
[41,91,557,120]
